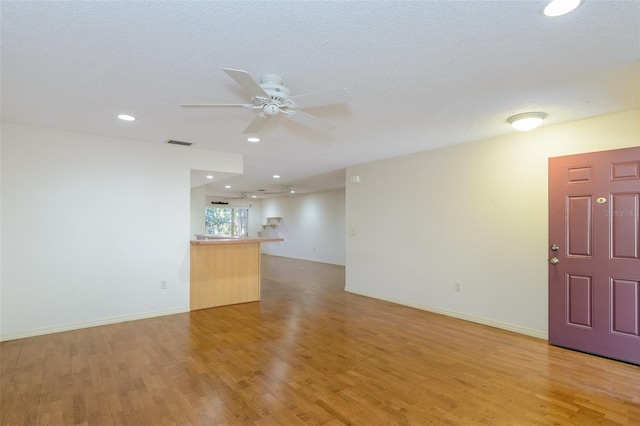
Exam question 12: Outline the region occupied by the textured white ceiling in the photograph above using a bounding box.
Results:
[2,1,639,197]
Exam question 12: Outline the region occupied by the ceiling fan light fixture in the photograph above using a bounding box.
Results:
[543,0,582,17]
[262,104,280,116]
[507,112,547,131]
[247,137,260,143]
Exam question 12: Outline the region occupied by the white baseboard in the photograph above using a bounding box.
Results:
[2,288,546,342]
[345,287,548,340]
[0,306,190,342]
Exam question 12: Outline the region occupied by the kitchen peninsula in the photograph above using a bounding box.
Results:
[190,237,283,310]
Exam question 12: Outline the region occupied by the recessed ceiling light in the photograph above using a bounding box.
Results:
[543,0,582,17]
[273,175,280,179]
[251,195,257,198]
[247,137,260,143]
[290,190,296,194]
[507,112,548,131]
[206,175,213,179]
[225,185,231,189]
[117,114,136,121]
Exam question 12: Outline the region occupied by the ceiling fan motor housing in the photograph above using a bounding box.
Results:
[258,74,291,104]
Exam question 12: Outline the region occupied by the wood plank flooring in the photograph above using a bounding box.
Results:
[2,255,639,425]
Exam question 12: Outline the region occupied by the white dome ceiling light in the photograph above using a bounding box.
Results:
[507,112,548,131]
[543,0,583,17]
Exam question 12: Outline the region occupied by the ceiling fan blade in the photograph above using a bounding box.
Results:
[180,103,254,108]
[242,115,269,134]
[223,68,270,100]
[287,110,337,133]
[289,88,352,109]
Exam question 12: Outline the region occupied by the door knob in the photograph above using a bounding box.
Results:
[549,257,559,264]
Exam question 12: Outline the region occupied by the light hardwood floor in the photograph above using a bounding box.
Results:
[2,255,639,425]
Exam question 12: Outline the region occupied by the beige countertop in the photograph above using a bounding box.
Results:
[190,237,283,245]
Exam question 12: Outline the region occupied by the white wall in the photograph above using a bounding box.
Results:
[0,124,3,336]
[190,186,207,237]
[346,110,640,339]
[0,122,242,340]
[261,189,345,265]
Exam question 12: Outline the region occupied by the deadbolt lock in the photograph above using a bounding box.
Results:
[551,244,559,251]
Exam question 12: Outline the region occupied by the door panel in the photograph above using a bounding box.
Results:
[567,274,592,328]
[549,146,640,365]
[567,196,592,257]
[610,278,639,336]
[611,193,639,259]
[611,161,640,180]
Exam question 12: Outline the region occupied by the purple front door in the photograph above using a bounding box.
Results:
[549,146,640,365]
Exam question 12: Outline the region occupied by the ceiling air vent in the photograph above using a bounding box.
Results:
[167,139,193,146]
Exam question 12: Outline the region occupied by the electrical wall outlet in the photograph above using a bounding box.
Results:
[160,280,168,290]
[455,282,461,292]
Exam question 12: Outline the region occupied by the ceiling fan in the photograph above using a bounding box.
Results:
[222,192,249,201]
[218,186,296,201]
[256,186,296,196]
[180,68,352,134]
